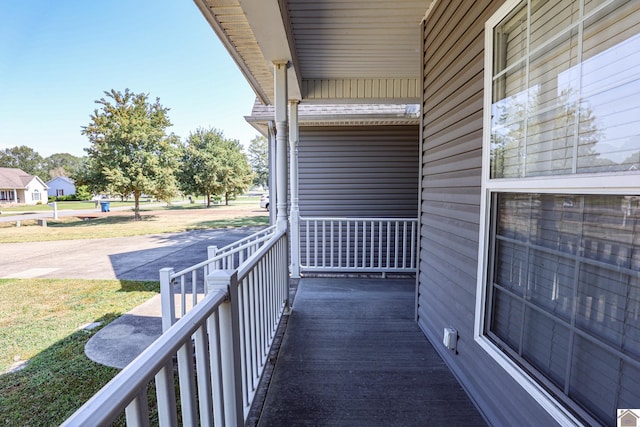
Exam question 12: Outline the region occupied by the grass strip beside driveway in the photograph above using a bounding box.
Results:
[0,278,159,426]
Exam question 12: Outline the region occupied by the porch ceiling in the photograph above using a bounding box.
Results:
[195,0,429,105]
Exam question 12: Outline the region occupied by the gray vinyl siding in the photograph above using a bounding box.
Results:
[298,126,419,218]
[418,1,559,425]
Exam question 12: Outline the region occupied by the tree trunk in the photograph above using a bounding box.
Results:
[134,192,141,221]
[207,192,211,208]
[225,192,229,205]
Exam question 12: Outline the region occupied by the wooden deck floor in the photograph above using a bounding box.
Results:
[256,277,486,426]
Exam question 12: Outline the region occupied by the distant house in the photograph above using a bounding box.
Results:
[46,176,76,198]
[0,167,48,205]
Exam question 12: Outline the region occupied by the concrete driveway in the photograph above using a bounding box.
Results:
[0,227,263,281]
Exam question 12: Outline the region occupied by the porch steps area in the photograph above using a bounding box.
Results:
[256,277,486,426]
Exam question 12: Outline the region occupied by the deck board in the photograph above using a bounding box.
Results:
[257,277,486,426]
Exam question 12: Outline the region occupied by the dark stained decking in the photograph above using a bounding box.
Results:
[257,278,487,426]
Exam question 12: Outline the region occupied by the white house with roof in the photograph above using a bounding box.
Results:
[46,176,76,198]
[0,167,48,205]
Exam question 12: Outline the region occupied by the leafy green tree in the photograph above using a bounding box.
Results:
[247,135,268,188]
[177,128,224,207]
[74,185,92,201]
[43,153,84,178]
[79,89,179,220]
[216,138,254,205]
[177,128,254,207]
[0,145,44,177]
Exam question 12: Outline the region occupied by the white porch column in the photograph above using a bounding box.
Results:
[267,121,277,225]
[273,61,289,230]
[289,100,301,278]
[13,189,17,203]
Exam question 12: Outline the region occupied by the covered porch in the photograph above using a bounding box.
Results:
[252,276,485,426]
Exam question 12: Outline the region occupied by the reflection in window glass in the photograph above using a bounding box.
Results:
[490,0,640,178]
[488,193,640,425]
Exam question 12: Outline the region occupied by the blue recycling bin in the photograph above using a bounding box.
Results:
[100,201,110,212]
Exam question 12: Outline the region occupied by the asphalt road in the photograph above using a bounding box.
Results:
[0,227,263,281]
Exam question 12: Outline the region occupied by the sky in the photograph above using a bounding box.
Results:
[0,0,260,158]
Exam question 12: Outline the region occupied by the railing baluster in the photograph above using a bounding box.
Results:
[394,221,400,269]
[204,263,209,296]
[258,257,267,367]
[124,388,149,427]
[192,270,198,310]
[177,341,198,426]
[194,325,213,426]
[370,220,375,269]
[362,220,367,268]
[346,220,351,268]
[378,220,383,269]
[240,275,251,405]
[313,220,318,268]
[354,221,359,268]
[248,268,257,394]
[402,221,408,269]
[386,221,392,270]
[330,220,335,268]
[155,362,179,427]
[321,220,326,267]
[338,221,342,268]
[207,310,225,426]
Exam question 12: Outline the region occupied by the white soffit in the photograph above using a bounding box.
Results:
[196,0,429,104]
[196,0,279,104]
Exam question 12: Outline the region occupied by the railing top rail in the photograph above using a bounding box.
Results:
[237,227,287,281]
[169,225,276,279]
[62,289,228,426]
[221,224,277,249]
[300,217,418,222]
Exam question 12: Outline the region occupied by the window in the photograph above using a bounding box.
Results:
[32,189,40,201]
[56,189,64,196]
[479,1,640,425]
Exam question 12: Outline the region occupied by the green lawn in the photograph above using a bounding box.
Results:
[0,278,160,426]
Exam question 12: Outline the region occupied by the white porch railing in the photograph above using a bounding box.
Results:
[299,217,418,274]
[160,225,277,332]
[62,227,289,427]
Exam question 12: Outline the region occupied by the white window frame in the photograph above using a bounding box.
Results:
[474,0,640,425]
